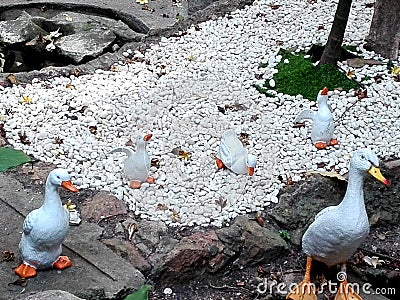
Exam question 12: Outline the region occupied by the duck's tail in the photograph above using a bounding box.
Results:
[109,147,135,158]
[294,109,315,123]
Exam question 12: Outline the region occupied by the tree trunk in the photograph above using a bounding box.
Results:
[365,0,400,60]
[319,0,353,65]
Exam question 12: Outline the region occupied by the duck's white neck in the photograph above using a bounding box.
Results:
[136,141,146,152]
[340,169,366,213]
[43,182,62,210]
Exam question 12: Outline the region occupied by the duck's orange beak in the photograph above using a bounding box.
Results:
[61,180,79,192]
[321,87,328,95]
[144,134,152,141]
[248,167,255,176]
[368,166,390,186]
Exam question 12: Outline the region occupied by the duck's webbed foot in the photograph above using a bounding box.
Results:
[129,180,142,189]
[315,142,327,149]
[146,177,155,184]
[329,139,339,146]
[216,158,225,169]
[287,257,317,300]
[53,255,72,270]
[15,263,37,278]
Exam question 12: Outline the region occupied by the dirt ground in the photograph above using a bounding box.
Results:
[6,160,399,300]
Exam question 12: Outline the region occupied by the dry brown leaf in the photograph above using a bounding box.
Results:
[306,171,347,181]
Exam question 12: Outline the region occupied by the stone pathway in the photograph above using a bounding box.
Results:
[0,172,144,300]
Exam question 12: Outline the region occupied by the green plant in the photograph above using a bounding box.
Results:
[279,229,291,241]
[124,285,152,300]
[257,49,359,100]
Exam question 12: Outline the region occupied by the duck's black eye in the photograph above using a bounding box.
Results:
[361,154,366,160]
[57,176,61,179]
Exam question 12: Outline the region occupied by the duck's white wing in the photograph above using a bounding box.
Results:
[23,209,39,235]
[217,130,246,168]
[314,205,336,221]
[294,109,315,123]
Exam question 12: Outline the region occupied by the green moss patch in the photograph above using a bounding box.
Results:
[257,49,360,100]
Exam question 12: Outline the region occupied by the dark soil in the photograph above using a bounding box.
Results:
[6,161,400,300]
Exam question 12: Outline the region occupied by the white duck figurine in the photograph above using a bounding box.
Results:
[15,168,78,278]
[287,149,389,300]
[216,129,257,176]
[294,87,338,149]
[110,133,154,189]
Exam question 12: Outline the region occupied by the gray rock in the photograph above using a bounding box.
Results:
[81,192,128,223]
[46,12,144,42]
[152,231,223,281]
[268,176,345,246]
[55,28,116,63]
[217,216,288,267]
[0,11,47,44]
[18,290,84,300]
[133,220,168,248]
[102,238,152,274]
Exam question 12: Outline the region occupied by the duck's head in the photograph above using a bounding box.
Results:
[47,168,79,192]
[246,154,257,176]
[136,133,152,147]
[350,149,390,186]
[317,87,329,104]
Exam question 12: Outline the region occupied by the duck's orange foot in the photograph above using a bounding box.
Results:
[146,177,155,184]
[129,180,141,189]
[329,139,339,146]
[314,142,327,149]
[53,255,72,270]
[216,158,225,169]
[15,263,37,278]
[286,280,317,300]
[334,280,362,300]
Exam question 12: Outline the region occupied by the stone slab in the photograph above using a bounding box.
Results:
[0,173,144,300]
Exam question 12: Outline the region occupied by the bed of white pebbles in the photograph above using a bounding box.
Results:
[0,0,399,227]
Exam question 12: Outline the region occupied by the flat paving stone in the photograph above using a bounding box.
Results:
[0,173,145,300]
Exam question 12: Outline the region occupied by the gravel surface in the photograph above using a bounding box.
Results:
[0,0,399,227]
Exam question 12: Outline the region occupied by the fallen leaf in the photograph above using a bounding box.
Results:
[0,147,31,172]
[215,197,227,211]
[126,223,138,240]
[18,131,31,145]
[293,122,306,128]
[6,74,18,85]
[88,125,97,135]
[21,95,32,104]
[2,250,15,261]
[63,199,76,211]
[156,203,169,211]
[346,70,356,79]
[53,136,64,144]
[374,74,383,83]
[178,150,191,161]
[268,4,281,9]
[151,158,160,168]
[171,210,180,222]
[8,278,28,287]
[239,132,249,146]
[363,256,384,268]
[306,171,347,181]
